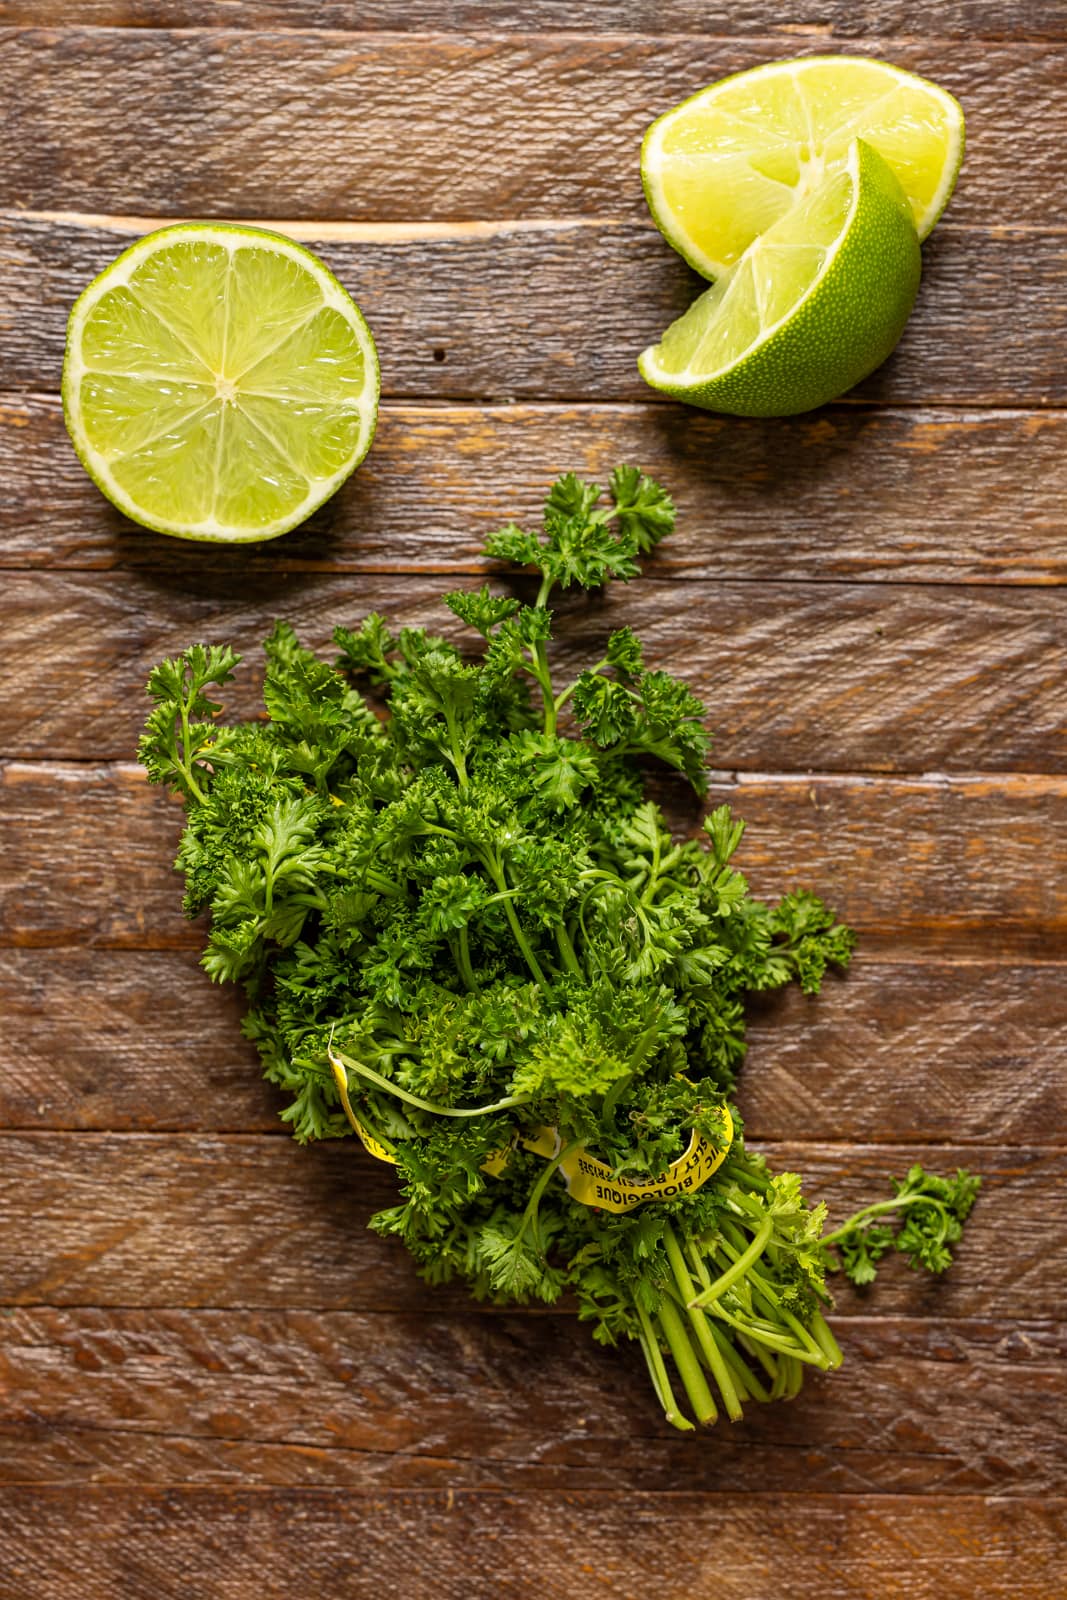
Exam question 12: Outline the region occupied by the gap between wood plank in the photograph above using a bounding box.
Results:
[11,209,1067,239]
[5,1128,1059,1150]
[5,757,1061,787]
[6,386,1067,426]
[3,560,1063,590]
[4,1485,1062,1505]
[2,1307,1054,1326]
[4,23,1062,42]
[6,1123,1055,1146]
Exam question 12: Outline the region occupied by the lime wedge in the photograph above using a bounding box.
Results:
[639,139,920,416]
[643,55,964,280]
[63,224,380,542]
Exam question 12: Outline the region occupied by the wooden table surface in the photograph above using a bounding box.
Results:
[1,5,1065,1597]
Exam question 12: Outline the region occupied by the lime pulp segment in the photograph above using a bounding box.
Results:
[651,163,853,381]
[63,225,379,542]
[642,55,964,280]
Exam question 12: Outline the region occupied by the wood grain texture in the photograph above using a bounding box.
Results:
[5,214,1067,408]
[5,395,1067,583]
[3,763,1064,957]
[4,571,1065,771]
[1,1307,1062,1494]
[0,1132,1046,1316]
[4,950,1063,1144]
[3,10,1065,1584]
[2,33,1059,225]
[2,1488,1063,1600]
[3,3,1061,40]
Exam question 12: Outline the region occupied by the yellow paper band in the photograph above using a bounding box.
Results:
[330,1052,398,1164]
[520,1112,733,1212]
[329,1051,733,1211]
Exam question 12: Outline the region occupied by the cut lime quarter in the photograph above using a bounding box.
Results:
[643,55,964,280]
[63,224,380,542]
[639,139,921,417]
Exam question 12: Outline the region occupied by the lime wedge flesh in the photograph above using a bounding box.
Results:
[643,55,964,279]
[639,139,921,416]
[63,224,379,542]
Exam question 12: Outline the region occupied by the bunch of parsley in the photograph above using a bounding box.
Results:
[141,467,977,1430]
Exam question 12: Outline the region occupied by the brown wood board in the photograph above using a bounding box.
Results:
[3,5,1063,39]
[0,1131,1053,1317]
[4,216,1067,408]
[4,571,1066,770]
[2,1489,1064,1600]
[2,34,1062,226]
[1,1308,1063,1494]
[3,763,1066,957]
[2,11,1065,1597]
[3,949,1063,1143]
[5,396,1067,582]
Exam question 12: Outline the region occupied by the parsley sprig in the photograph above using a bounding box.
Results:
[822,1165,981,1286]
[141,467,977,1430]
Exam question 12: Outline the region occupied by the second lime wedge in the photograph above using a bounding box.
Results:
[638,139,921,416]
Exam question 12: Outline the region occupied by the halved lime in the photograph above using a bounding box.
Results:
[643,55,964,280]
[639,139,920,416]
[63,224,379,542]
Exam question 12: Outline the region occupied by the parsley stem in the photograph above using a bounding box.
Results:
[820,1193,951,1248]
[484,853,551,993]
[657,1295,717,1425]
[552,654,611,724]
[555,922,584,980]
[709,1303,821,1364]
[178,697,207,804]
[330,1049,531,1119]
[689,1216,773,1310]
[709,1321,773,1404]
[519,1135,583,1256]
[736,1329,780,1383]
[634,1301,694,1433]
[456,926,477,991]
[715,1225,802,1330]
[639,827,662,906]
[663,1226,743,1420]
[600,1072,633,1123]
[810,1311,844,1369]
[527,640,557,736]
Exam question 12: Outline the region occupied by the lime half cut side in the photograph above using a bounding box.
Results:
[63,224,380,542]
[642,54,964,280]
[639,139,921,417]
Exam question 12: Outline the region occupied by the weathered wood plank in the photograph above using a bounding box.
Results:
[2,4,1060,41]
[0,950,262,1132]
[3,763,1064,957]
[5,394,1066,582]
[5,950,1062,1144]
[743,961,1067,1144]
[1,1306,1061,1494]
[4,571,1066,771]
[4,1488,1064,1600]
[0,1132,1047,1317]
[5,215,1066,407]
[2,34,1059,226]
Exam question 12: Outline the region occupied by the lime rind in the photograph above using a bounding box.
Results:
[642,54,964,281]
[63,222,380,543]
